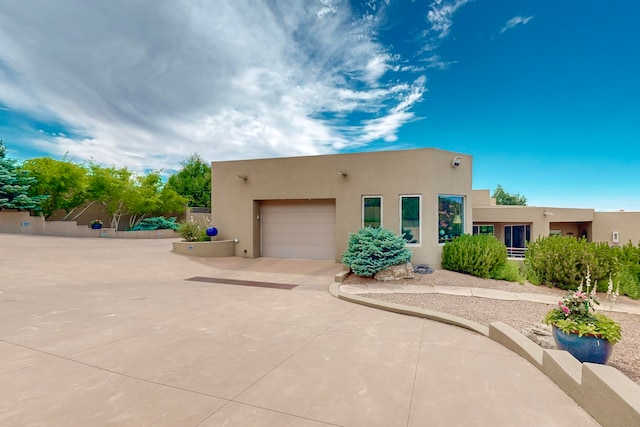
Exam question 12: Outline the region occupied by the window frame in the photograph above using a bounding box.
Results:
[438,194,465,244]
[473,224,495,236]
[362,195,383,228]
[399,194,422,246]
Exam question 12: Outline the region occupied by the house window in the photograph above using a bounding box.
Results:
[400,195,421,245]
[473,225,494,235]
[439,195,464,243]
[362,196,382,228]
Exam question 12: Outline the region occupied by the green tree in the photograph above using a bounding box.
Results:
[86,164,187,230]
[125,171,188,229]
[86,164,134,230]
[21,156,89,218]
[0,140,45,212]
[492,184,527,206]
[166,154,211,207]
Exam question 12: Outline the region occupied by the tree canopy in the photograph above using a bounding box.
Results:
[0,140,45,212]
[2,140,188,228]
[492,184,527,206]
[22,156,89,218]
[165,154,211,207]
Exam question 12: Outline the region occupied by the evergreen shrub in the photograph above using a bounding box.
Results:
[490,260,525,284]
[441,234,507,279]
[132,216,179,231]
[342,227,412,277]
[613,242,640,299]
[524,236,616,291]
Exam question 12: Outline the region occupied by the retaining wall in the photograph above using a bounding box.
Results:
[0,211,178,239]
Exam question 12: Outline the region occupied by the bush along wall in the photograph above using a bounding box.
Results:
[441,234,507,279]
[611,241,640,299]
[524,235,617,291]
[342,227,412,277]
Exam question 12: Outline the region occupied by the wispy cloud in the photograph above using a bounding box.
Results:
[0,0,475,171]
[424,55,458,70]
[426,0,472,39]
[0,0,432,171]
[500,15,534,34]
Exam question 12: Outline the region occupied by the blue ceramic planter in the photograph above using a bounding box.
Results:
[552,326,613,364]
[91,224,102,229]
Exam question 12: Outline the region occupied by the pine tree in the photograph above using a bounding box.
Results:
[0,140,45,212]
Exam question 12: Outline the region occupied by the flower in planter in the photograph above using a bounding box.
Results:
[90,219,104,225]
[544,267,622,344]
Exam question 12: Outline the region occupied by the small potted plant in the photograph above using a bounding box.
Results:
[543,267,621,364]
[90,219,104,229]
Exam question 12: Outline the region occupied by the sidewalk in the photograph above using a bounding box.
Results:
[339,283,640,315]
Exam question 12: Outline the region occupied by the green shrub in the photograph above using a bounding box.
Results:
[525,236,617,291]
[131,216,179,231]
[178,219,205,242]
[615,262,640,299]
[342,227,413,277]
[490,260,525,284]
[441,234,507,279]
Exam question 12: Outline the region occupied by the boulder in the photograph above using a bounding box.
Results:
[374,262,415,281]
[521,323,556,349]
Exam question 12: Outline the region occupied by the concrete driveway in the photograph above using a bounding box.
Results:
[0,234,599,426]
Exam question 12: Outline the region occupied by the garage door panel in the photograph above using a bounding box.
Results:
[261,200,336,260]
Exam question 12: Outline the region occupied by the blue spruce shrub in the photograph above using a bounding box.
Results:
[342,227,413,277]
[132,216,179,231]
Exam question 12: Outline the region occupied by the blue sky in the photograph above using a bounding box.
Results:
[0,1,638,211]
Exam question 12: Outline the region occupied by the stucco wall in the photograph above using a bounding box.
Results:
[48,205,193,231]
[0,211,178,239]
[593,212,640,246]
[473,206,595,242]
[211,148,472,266]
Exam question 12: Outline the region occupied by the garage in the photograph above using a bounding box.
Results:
[260,199,336,260]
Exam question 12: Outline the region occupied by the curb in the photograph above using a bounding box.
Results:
[329,282,640,427]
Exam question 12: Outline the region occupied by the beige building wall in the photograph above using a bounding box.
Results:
[593,212,640,246]
[472,189,495,206]
[471,190,640,247]
[211,148,472,266]
[48,203,192,231]
[473,198,595,243]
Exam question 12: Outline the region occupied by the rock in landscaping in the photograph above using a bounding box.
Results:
[521,323,556,349]
[374,262,415,281]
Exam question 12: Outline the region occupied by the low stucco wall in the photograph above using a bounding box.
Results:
[172,240,236,257]
[0,211,178,239]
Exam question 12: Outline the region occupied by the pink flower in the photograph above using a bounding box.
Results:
[561,305,571,315]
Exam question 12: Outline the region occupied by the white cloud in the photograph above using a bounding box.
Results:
[500,15,534,34]
[0,1,433,172]
[426,0,472,39]
[424,55,458,70]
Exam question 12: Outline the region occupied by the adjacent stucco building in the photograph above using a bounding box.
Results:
[472,189,639,257]
[211,148,472,266]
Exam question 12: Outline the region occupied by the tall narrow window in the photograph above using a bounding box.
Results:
[438,195,464,243]
[400,195,421,245]
[362,196,382,228]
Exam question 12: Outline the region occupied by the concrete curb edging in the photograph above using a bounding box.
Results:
[328,283,490,342]
[329,283,640,427]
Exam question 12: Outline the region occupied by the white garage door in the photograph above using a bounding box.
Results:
[260,200,336,260]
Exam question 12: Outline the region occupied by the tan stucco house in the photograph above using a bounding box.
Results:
[472,190,640,257]
[211,148,472,266]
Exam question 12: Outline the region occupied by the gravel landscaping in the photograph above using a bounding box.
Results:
[344,269,640,385]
